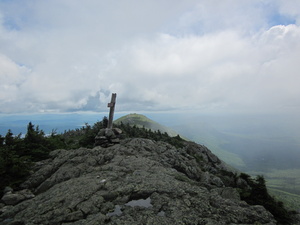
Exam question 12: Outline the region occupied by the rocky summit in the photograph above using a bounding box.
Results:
[0,138,277,225]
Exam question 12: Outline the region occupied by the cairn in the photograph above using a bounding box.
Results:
[95,127,122,147]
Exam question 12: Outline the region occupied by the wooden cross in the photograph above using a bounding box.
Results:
[107,93,117,129]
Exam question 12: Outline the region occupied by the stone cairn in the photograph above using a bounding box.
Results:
[95,93,122,147]
[94,127,122,147]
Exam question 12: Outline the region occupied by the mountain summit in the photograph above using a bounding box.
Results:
[1,137,280,224]
[115,113,180,137]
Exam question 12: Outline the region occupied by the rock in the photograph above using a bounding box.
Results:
[112,128,122,135]
[200,171,224,188]
[105,128,116,138]
[236,177,250,189]
[1,192,24,205]
[211,187,240,201]
[94,128,121,147]
[0,138,277,224]
[1,189,34,206]
[3,187,13,194]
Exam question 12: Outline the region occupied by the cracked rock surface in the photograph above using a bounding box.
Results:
[0,138,276,225]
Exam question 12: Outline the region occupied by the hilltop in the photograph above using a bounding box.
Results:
[115,113,180,137]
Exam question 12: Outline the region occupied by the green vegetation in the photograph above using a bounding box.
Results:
[117,122,185,148]
[268,188,300,212]
[238,173,296,225]
[0,122,66,193]
[263,169,300,194]
[247,169,300,211]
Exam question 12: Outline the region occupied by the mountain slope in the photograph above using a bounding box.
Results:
[172,122,246,169]
[170,118,300,211]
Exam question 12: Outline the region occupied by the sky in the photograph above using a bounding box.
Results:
[1,0,300,115]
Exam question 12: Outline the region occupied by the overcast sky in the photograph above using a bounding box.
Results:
[1,0,300,114]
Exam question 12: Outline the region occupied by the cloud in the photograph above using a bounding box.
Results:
[107,24,300,113]
[177,0,269,34]
[278,0,300,25]
[0,1,300,114]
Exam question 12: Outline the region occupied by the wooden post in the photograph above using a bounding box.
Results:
[107,93,117,129]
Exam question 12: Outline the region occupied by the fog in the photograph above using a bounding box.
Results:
[151,112,300,171]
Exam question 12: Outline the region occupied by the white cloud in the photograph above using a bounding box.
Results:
[0,54,30,110]
[0,0,300,114]
[278,0,300,25]
[107,24,300,113]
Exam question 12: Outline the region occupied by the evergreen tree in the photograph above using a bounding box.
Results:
[22,122,49,161]
[0,135,4,146]
[102,116,108,128]
[5,129,14,146]
[25,122,45,145]
[238,174,292,224]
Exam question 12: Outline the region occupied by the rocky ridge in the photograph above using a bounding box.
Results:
[0,138,277,224]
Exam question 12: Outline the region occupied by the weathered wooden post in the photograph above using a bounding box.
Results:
[94,93,122,147]
[107,93,117,129]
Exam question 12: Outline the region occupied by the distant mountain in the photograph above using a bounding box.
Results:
[114,113,181,138]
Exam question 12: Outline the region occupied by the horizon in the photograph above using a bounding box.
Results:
[1,111,299,137]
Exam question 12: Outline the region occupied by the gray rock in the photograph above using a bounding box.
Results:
[94,128,121,147]
[112,128,122,135]
[211,187,240,201]
[0,138,277,225]
[1,190,34,206]
[3,187,13,194]
[1,194,23,206]
[105,128,115,138]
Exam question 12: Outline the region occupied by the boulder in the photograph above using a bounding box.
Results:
[1,189,35,206]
